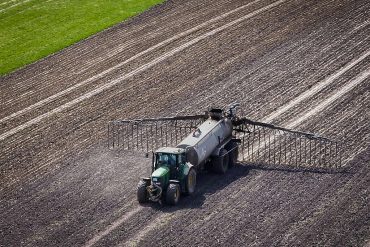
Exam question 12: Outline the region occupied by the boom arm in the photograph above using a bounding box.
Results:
[108,107,344,168]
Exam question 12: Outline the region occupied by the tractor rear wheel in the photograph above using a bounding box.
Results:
[185,168,197,195]
[212,148,229,174]
[137,180,148,203]
[166,183,180,205]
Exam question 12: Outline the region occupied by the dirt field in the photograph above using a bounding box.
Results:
[0,0,369,246]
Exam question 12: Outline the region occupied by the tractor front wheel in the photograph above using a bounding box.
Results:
[166,183,180,205]
[137,180,148,203]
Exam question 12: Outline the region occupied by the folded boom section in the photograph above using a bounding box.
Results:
[235,118,343,168]
[108,115,206,152]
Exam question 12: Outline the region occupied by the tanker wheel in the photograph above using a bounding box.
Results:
[166,183,180,205]
[228,142,239,168]
[137,180,148,203]
[212,148,229,174]
[185,168,197,195]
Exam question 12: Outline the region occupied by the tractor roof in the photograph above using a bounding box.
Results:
[155,147,185,154]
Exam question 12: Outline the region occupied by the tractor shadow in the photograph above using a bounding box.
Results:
[149,162,349,211]
[148,163,251,211]
[244,162,350,175]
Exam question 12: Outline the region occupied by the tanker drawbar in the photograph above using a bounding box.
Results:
[108,103,345,205]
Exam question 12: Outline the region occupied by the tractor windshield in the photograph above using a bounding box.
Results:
[155,153,177,169]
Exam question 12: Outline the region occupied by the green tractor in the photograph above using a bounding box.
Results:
[137,147,197,205]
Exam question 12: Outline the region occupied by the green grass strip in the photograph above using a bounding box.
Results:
[0,0,164,76]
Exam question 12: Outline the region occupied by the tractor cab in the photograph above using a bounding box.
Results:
[153,147,186,177]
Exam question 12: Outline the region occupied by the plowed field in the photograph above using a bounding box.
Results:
[0,0,369,246]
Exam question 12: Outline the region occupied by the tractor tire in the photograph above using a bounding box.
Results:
[185,168,197,195]
[228,142,239,168]
[137,180,148,203]
[212,148,229,174]
[166,183,180,205]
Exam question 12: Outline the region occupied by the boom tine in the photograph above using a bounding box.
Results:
[170,121,173,147]
[284,133,287,165]
[295,134,298,167]
[298,136,301,166]
[175,121,178,146]
[329,141,333,168]
[319,140,323,168]
[132,124,135,150]
[146,124,149,152]
[241,124,245,161]
[108,123,111,148]
[268,130,271,164]
[251,125,255,162]
[165,124,168,147]
[160,124,163,147]
[140,124,143,151]
[312,139,316,168]
[136,124,139,150]
[247,126,250,160]
[263,127,267,163]
[274,129,277,165]
[278,130,282,165]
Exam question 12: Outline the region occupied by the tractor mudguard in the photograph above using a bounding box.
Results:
[180,162,195,193]
[141,177,151,184]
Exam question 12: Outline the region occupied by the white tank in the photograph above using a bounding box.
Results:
[177,117,233,166]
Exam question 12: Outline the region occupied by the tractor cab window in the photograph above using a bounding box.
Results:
[178,153,186,165]
[155,153,177,169]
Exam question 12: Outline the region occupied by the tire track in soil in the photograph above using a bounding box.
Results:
[83,206,142,247]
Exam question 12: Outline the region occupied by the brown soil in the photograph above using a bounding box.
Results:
[0,0,369,246]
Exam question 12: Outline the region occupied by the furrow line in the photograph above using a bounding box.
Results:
[83,206,142,247]
[262,49,370,123]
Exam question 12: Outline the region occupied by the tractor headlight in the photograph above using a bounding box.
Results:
[152,177,161,186]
